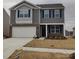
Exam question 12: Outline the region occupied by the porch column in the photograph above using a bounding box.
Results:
[46,24,48,38]
[63,24,65,36]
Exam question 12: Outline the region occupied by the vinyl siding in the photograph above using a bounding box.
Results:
[10,10,16,25]
[40,9,64,23]
[3,9,10,37]
[32,9,39,24]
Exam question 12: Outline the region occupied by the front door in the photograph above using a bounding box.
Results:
[40,25,46,37]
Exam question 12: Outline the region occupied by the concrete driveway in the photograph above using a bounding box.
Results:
[3,38,33,59]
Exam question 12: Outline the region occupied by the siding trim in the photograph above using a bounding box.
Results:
[40,23,64,25]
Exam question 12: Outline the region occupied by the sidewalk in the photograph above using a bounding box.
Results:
[3,38,33,59]
[22,47,75,54]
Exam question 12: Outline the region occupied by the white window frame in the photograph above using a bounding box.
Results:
[44,10,49,18]
[17,9,30,18]
[16,9,32,24]
[50,25,60,34]
[56,26,60,33]
[54,9,60,18]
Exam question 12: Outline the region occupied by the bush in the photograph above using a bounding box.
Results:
[47,33,67,39]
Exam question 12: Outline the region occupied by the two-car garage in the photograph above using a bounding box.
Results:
[12,26,36,38]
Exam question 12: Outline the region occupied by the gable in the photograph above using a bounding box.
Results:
[15,3,34,10]
[10,1,40,10]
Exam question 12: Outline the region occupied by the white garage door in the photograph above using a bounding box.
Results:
[12,26,36,37]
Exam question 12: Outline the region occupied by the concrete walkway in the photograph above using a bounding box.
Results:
[22,47,75,54]
[3,38,33,59]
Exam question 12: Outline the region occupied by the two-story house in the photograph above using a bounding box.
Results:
[10,0,65,38]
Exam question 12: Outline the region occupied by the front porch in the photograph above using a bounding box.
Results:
[40,25,64,38]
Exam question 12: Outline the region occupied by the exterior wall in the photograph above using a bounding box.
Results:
[15,6,32,24]
[32,9,39,24]
[10,10,16,25]
[36,25,40,37]
[40,18,64,23]
[40,9,64,23]
[10,9,40,25]
[3,9,10,37]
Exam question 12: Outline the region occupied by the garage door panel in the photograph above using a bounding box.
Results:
[12,27,36,37]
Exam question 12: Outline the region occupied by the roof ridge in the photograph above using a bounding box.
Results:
[36,3,63,5]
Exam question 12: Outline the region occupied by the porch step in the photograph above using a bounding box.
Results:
[39,37,45,40]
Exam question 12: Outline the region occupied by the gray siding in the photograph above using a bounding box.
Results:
[10,8,64,25]
[40,18,64,23]
[11,9,40,25]
[32,9,39,24]
[10,10,16,25]
[32,9,40,37]
[40,9,64,23]
[3,9,10,37]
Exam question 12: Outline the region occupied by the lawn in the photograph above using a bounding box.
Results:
[24,38,75,49]
[8,50,71,59]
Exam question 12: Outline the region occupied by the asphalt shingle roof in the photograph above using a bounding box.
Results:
[37,4,64,8]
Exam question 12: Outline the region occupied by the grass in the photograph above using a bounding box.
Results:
[24,38,75,49]
[8,50,71,59]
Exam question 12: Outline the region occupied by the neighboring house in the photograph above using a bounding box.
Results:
[3,8,10,38]
[10,0,65,38]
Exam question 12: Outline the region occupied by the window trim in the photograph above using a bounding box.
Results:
[54,9,60,18]
[44,10,49,18]
[17,9,31,18]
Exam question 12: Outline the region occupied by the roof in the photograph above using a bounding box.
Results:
[10,0,40,10]
[10,0,64,10]
[37,4,64,8]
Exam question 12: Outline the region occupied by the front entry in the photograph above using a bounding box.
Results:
[40,25,46,37]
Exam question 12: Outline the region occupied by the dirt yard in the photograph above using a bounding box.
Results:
[24,39,75,49]
[8,50,71,59]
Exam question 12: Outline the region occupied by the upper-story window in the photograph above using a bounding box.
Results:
[41,9,63,18]
[17,9,30,18]
[44,10,49,18]
[54,10,60,18]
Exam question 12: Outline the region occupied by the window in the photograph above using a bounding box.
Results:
[24,10,28,17]
[56,26,60,33]
[50,26,55,33]
[17,9,31,18]
[19,10,24,17]
[54,10,60,18]
[44,10,49,18]
[50,25,61,34]
[40,9,63,18]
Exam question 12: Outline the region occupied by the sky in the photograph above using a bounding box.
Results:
[3,0,75,31]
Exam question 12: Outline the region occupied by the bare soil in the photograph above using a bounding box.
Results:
[24,39,75,49]
[8,50,71,59]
